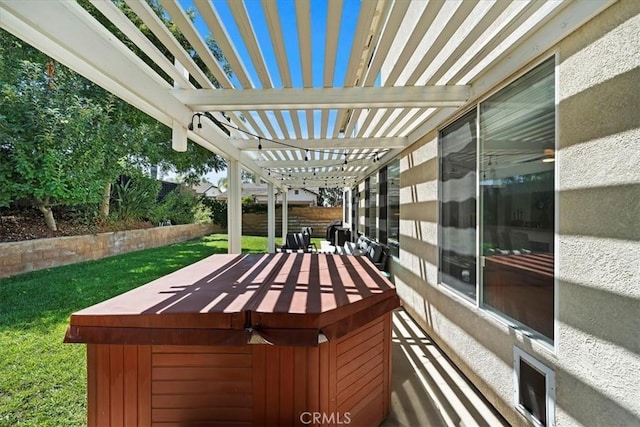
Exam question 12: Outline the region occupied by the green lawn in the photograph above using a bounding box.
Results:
[0,233,316,426]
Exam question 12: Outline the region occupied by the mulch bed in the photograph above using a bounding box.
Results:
[0,207,152,243]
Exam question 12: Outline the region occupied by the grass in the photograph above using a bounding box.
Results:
[0,233,318,426]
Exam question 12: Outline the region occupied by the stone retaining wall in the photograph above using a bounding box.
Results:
[0,223,218,279]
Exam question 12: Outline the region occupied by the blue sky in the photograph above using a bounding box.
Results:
[181,0,361,89]
[178,0,364,140]
[175,0,363,183]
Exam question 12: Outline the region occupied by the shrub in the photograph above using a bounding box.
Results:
[110,174,160,222]
[200,197,227,228]
[153,188,199,225]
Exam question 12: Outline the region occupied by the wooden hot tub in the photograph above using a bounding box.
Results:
[65,253,400,426]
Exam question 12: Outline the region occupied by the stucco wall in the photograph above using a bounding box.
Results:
[0,223,217,279]
[389,1,640,426]
[555,1,640,424]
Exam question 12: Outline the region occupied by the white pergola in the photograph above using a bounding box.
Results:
[0,0,613,253]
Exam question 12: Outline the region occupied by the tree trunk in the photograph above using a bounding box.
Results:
[100,182,111,217]
[37,202,57,231]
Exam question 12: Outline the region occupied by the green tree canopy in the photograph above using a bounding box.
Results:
[0,25,226,230]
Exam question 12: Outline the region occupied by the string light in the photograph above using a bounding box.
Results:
[189,112,386,182]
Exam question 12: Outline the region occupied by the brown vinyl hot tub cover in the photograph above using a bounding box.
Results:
[65,253,400,347]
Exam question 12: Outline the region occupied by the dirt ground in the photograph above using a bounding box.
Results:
[0,207,152,243]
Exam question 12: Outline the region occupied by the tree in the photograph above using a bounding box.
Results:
[318,187,344,207]
[0,33,111,229]
[83,0,229,200]
[0,17,228,229]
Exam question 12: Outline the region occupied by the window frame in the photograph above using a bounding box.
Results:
[437,54,558,346]
[387,159,400,258]
[437,107,479,303]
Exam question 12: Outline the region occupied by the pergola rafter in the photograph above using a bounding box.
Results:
[0,0,614,187]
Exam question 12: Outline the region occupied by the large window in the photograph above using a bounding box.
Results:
[387,160,400,258]
[377,161,400,258]
[480,57,555,341]
[439,57,555,341]
[364,178,371,237]
[369,174,378,239]
[439,109,478,300]
[379,166,388,244]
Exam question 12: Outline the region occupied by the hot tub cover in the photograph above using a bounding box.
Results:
[65,253,400,347]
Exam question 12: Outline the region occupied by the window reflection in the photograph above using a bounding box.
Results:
[480,58,555,341]
[439,109,477,300]
[387,160,400,258]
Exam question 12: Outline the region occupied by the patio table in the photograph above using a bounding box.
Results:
[65,252,400,426]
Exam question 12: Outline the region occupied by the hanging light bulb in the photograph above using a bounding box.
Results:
[268,169,271,176]
[344,152,348,165]
[258,137,262,150]
[305,150,309,162]
[197,114,202,129]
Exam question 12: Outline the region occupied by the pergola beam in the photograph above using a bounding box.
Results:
[255,158,379,168]
[172,86,470,110]
[235,137,407,151]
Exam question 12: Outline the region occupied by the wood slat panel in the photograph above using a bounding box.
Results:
[337,333,383,369]
[87,345,97,427]
[123,346,138,427]
[152,353,252,368]
[318,342,330,419]
[152,407,252,423]
[327,340,337,419]
[153,367,252,381]
[336,361,384,405]
[337,351,384,391]
[153,394,252,409]
[293,347,308,420]
[337,377,384,416]
[152,345,251,354]
[152,380,252,395]
[252,345,266,425]
[279,346,294,422]
[342,385,385,427]
[153,422,250,427]
[307,346,320,415]
[336,316,383,356]
[138,346,152,426]
[264,345,280,426]
[383,313,392,415]
[96,345,110,426]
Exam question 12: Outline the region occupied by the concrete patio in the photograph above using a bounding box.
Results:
[385,309,508,427]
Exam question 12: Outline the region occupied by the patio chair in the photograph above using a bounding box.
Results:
[302,229,317,252]
[279,232,315,253]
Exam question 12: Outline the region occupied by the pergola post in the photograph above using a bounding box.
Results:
[281,189,288,239]
[267,182,275,253]
[227,159,242,254]
[171,60,188,152]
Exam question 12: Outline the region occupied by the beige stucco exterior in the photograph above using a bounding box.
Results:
[373,1,640,425]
